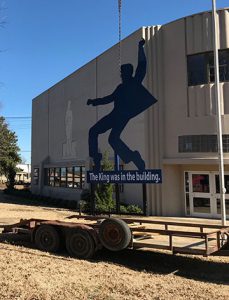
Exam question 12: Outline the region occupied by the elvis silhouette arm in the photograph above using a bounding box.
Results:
[87,89,118,106]
[134,38,146,83]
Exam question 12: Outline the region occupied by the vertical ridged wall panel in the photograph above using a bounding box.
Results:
[143,26,163,215]
[219,10,229,49]
[186,9,229,55]
[187,83,229,117]
[203,13,213,52]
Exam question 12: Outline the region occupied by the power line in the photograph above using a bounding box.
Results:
[4,117,32,119]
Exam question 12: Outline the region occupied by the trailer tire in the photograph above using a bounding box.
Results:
[66,229,95,259]
[99,218,131,251]
[34,225,60,253]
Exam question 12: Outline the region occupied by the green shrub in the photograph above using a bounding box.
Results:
[95,151,115,213]
[126,204,143,214]
[120,205,128,213]
[79,200,90,212]
[119,203,143,214]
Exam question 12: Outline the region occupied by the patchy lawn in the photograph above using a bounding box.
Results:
[0,192,229,300]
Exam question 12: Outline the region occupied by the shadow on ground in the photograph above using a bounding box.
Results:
[0,233,228,285]
[0,190,71,212]
[95,248,229,284]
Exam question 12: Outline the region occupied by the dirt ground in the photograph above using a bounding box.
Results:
[0,191,229,300]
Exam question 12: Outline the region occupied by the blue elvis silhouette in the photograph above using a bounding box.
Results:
[87,39,157,171]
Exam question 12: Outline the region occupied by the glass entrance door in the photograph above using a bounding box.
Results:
[189,172,212,217]
[213,173,229,218]
[186,171,229,218]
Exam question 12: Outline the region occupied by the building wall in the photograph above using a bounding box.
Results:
[32,28,150,204]
[162,9,229,161]
[32,8,229,217]
[152,9,229,216]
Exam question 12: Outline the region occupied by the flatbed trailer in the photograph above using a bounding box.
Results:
[1,215,229,258]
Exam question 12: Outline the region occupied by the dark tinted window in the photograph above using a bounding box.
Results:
[179,135,229,152]
[187,54,207,85]
[33,168,39,185]
[187,50,229,86]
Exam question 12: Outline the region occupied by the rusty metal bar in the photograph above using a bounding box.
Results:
[169,234,173,250]
[67,215,229,229]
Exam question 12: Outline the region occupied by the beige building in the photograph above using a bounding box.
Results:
[0,164,31,185]
[32,8,229,218]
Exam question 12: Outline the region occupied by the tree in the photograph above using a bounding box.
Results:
[95,151,115,213]
[0,117,21,189]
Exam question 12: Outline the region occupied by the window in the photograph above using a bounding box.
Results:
[187,54,207,86]
[179,135,229,153]
[215,174,229,194]
[67,167,73,187]
[49,168,55,187]
[60,167,67,187]
[33,168,39,185]
[184,172,190,215]
[44,165,85,189]
[192,174,210,193]
[54,168,60,187]
[73,166,85,189]
[187,49,229,86]
[73,166,81,188]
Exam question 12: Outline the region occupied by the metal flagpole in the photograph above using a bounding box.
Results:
[115,0,122,214]
[212,0,226,225]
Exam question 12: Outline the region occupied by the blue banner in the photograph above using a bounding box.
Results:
[87,169,162,184]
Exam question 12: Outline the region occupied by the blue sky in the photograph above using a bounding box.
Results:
[0,0,228,163]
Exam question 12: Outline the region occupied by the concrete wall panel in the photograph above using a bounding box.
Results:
[186,9,229,55]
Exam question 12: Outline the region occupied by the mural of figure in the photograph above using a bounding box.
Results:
[65,100,73,157]
[87,39,157,171]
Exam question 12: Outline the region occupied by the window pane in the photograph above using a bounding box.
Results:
[208,51,229,82]
[33,168,39,185]
[34,168,39,177]
[215,175,229,194]
[60,167,66,187]
[54,168,60,187]
[50,168,54,177]
[219,50,229,82]
[67,167,73,188]
[217,199,229,215]
[73,167,81,189]
[192,174,209,193]
[49,168,55,187]
[186,194,190,215]
[185,172,189,192]
[81,166,85,188]
[193,197,210,213]
[207,52,215,82]
[187,54,207,86]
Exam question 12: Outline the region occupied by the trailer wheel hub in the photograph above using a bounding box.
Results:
[99,218,131,251]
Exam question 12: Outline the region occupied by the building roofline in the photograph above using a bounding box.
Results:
[33,27,146,101]
[33,7,229,101]
[163,7,229,27]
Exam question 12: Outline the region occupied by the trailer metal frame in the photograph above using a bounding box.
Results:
[1,215,229,258]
